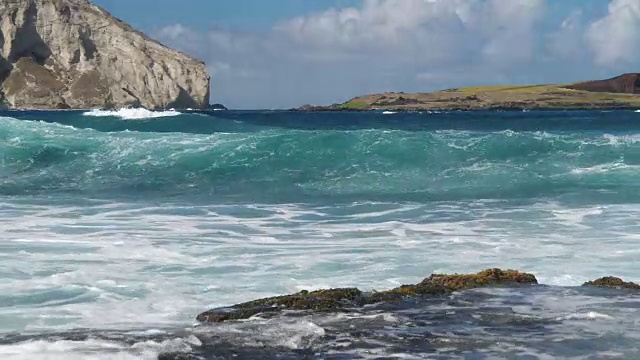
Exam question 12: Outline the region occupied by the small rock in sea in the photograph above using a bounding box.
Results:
[583,276,640,290]
[157,352,194,360]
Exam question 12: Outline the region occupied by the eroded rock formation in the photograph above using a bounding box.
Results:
[0,0,210,109]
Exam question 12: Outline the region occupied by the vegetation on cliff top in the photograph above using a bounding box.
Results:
[337,84,640,111]
[306,73,640,111]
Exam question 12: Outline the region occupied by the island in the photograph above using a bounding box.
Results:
[0,0,210,110]
[297,73,640,111]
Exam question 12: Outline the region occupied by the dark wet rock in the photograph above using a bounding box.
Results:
[12,281,640,360]
[208,103,227,110]
[370,268,537,302]
[583,277,640,290]
[197,269,538,323]
[197,288,364,323]
[157,353,195,360]
[421,268,538,290]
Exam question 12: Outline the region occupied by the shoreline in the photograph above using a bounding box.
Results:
[0,107,226,113]
[291,106,640,112]
[292,103,640,112]
[2,107,640,113]
[295,76,640,112]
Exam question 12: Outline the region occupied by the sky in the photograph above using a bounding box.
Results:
[92,0,640,109]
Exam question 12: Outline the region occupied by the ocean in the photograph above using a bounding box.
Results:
[1,108,640,359]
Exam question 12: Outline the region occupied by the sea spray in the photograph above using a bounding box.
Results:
[82,108,182,120]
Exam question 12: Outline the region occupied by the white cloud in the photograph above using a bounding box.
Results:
[478,0,546,66]
[152,0,640,109]
[155,24,203,55]
[548,9,585,61]
[274,0,545,67]
[586,0,640,67]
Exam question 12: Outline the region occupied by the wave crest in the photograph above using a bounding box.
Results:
[83,108,182,120]
[2,115,640,202]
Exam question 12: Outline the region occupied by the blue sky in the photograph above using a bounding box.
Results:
[93,0,361,31]
[93,0,640,109]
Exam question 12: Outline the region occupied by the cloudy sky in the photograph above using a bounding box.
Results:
[93,0,640,109]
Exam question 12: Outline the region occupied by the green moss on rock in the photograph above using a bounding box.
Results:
[197,269,538,323]
[338,100,369,109]
[420,268,538,290]
[369,268,537,303]
[583,277,640,290]
[196,288,363,323]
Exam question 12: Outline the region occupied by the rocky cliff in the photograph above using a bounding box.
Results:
[0,0,210,110]
[565,73,640,94]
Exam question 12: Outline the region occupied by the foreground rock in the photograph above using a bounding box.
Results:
[583,277,640,290]
[0,0,210,109]
[197,269,537,323]
[299,73,640,111]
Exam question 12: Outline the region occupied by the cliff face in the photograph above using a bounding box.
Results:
[0,0,210,109]
[564,73,640,94]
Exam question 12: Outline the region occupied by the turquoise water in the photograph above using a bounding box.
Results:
[2,109,640,358]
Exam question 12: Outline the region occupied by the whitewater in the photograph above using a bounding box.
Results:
[82,108,183,120]
[2,109,640,359]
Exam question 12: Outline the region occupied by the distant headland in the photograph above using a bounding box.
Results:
[296,73,640,111]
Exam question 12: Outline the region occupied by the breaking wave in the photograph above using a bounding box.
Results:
[82,108,182,120]
[2,112,640,203]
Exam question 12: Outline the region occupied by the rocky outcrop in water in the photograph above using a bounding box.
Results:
[583,276,640,290]
[197,270,640,325]
[197,269,538,323]
[0,0,210,109]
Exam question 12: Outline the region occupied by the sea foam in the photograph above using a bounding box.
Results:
[82,108,182,120]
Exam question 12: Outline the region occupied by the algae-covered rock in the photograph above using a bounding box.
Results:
[157,352,195,360]
[196,288,363,323]
[420,268,538,291]
[583,277,640,290]
[197,269,538,323]
[369,268,537,303]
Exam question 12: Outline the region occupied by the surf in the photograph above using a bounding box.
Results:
[2,113,640,203]
[3,110,640,359]
[82,108,182,120]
